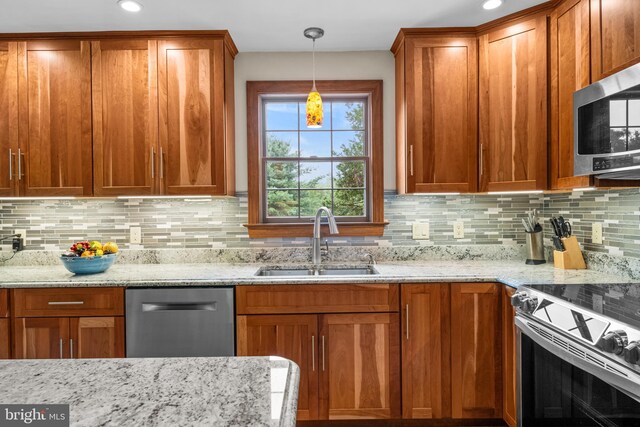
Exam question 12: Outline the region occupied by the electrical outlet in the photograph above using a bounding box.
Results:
[453,221,465,239]
[592,223,603,244]
[130,227,142,244]
[15,229,26,241]
[412,222,430,240]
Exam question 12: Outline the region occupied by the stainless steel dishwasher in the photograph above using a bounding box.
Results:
[126,288,235,357]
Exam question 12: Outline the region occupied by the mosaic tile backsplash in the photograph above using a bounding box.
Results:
[0,188,638,263]
[0,192,541,251]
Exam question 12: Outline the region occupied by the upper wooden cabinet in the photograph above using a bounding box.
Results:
[394,35,478,193]
[16,40,93,196]
[158,38,235,195]
[591,0,640,80]
[550,0,593,190]
[479,15,548,192]
[92,39,159,196]
[0,42,18,197]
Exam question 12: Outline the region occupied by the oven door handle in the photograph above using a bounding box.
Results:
[515,315,640,404]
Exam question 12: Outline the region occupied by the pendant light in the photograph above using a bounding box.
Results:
[304,27,324,128]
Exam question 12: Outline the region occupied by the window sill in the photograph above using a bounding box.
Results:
[243,222,388,238]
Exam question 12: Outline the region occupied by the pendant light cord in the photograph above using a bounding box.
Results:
[312,39,316,91]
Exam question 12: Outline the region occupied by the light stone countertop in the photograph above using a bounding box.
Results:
[0,356,299,427]
[0,260,636,289]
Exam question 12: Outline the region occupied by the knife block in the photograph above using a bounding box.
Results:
[553,236,586,270]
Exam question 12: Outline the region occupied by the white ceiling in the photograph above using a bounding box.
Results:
[3,0,548,52]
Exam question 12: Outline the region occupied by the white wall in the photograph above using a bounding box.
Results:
[233,51,396,192]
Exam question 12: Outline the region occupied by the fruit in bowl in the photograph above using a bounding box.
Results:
[61,240,119,274]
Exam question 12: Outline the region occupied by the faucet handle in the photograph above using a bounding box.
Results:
[322,240,329,254]
[364,253,376,265]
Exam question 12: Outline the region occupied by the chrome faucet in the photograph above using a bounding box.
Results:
[312,207,339,270]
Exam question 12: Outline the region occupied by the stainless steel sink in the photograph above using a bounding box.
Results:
[255,266,378,277]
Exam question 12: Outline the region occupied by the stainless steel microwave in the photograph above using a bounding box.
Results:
[574,62,640,179]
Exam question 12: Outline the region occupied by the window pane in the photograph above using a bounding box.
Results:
[300,131,332,157]
[299,102,331,130]
[266,161,298,189]
[333,189,366,217]
[300,162,331,189]
[610,100,627,127]
[334,161,365,188]
[267,190,299,218]
[266,132,298,157]
[629,128,640,151]
[265,102,298,130]
[333,101,365,130]
[333,131,365,157]
[629,100,640,126]
[300,190,332,216]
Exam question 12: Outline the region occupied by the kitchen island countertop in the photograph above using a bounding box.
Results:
[0,260,636,289]
[0,356,299,427]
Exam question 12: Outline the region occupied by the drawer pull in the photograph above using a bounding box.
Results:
[322,335,326,372]
[70,339,74,359]
[311,335,315,372]
[406,304,410,340]
[48,301,84,305]
[59,339,63,359]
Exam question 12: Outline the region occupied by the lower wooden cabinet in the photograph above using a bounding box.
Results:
[0,319,11,359]
[13,316,124,359]
[401,284,449,419]
[502,286,517,427]
[236,314,318,420]
[236,284,400,421]
[320,313,401,420]
[450,283,502,419]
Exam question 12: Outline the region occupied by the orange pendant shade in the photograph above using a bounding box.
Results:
[306,90,323,128]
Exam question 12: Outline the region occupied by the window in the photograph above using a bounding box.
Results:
[245,80,385,238]
[609,99,640,152]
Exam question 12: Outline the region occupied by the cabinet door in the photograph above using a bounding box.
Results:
[550,0,593,190]
[158,39,227,195]
[0,319,10,359]
[13,317,70,359]
[319,313,400,420]
[450,283,501,418]
[591,0,640,80]
[503,286,517,427]
[401,284,449,419]
[479,16,547,191]
[0,42,18,196]
[236,314,318,420]
[404,37,478,193]
[92,40,158,196]
[17,41,92,196]
[69,317,124,359]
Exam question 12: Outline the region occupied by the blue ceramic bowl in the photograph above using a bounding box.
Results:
[60,253,118,275]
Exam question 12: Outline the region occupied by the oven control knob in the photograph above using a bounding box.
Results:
[521,296,539,314]
[510,292,528,309]
[623,342,640,364]
[597,330,629,355]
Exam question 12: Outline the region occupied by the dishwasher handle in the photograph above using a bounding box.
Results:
[141,302,217,312]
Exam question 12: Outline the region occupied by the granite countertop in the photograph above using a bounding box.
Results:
[0,356,299,427]
[0,260,636,289]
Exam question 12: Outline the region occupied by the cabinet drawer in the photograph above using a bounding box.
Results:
[236,284,399,314]
[12,288,124,317]
[0,289,8,317]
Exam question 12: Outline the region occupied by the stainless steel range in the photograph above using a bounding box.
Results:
[511,283,640,426]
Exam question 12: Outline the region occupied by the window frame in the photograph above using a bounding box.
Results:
[245,80,386,238]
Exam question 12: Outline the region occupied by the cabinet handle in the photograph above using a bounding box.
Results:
[479,143,484,177]
[8,149,12,181]
[321,335,326,372]
[59,339,63,359]
[409,145,414,176]
[151,147,156,179]
[159,147,164,179]
[70,339,74,359]
[311,335,315,372]
[406,304,410,340]
[17,148,22,180]
[48,301,84,305]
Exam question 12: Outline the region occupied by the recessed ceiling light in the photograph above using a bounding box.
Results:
[118,0,143,12]
[482,0,503,10]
